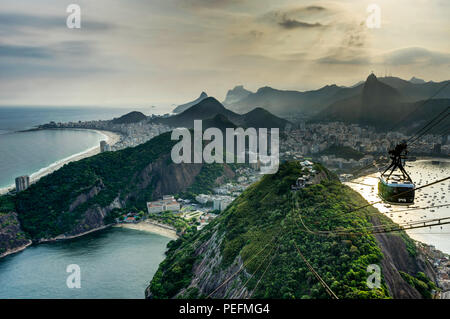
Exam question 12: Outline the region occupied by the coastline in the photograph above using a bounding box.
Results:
[0,240,32,259]
[37,224,113,244]
[114,221,178,240]
[0,129,121,195]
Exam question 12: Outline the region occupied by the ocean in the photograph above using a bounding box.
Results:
[0,106,173,299]
[0,227,170,298]
[0,106,160,189]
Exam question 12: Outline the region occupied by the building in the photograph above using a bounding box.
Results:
[100,140,111,152]
[147,195,181,214]
[213,197,233,211]
[15,175,30,192]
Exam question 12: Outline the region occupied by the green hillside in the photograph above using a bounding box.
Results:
[148,161,434,299]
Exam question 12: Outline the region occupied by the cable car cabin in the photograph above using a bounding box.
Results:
[378,177,415,204]
[378,141,415,204]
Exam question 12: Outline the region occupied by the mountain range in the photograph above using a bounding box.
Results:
[220,74,449,131]
[154,97,290,130]
[314,74,450,131]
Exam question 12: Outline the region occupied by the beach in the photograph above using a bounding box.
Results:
[0,129,121,195]
[114,221,178,240]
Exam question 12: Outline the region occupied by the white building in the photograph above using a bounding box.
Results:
[15,175,30,192]
[147,195,181,214]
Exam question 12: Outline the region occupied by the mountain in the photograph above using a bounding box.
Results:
[112,111,147,124]
[154,97,290,130]
[7,132,234,240]
[226,84,361,118]
[223,76,450,120]
[173,92,208,114]
[409,77,426,84]
[240,107,290,130]
[314,74,450,130]
[378,77,450,102]
[223,85,252,106]
[202,113,238,131]
[146,161,437,299]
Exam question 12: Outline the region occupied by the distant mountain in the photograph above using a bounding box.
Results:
[112,111,147,124]
[223,75,450,120]
[173,92,208,114]
[223,85,252,106]
[377,77,450,102]
[315,74,450,130]
[202,113,238,131]
[409,77,426,84]
[362,73,402,109]
[226,84,361,118]
[239,107,290,130]
[154,97,290,130]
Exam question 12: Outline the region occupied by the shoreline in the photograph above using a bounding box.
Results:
[37,224,113,244]
[0,220,176,260]
[0,129,121,195]
[114,221,178,240]
[0,240,32,259]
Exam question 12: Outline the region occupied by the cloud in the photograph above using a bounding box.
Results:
[316,54,369,65]
[0,12,114,32]
[278,18,322,29]
[0,41,95,60]
[0,44,52,59]
[305,6,326,11]
[382,47,450,66]
[263,5,330,30]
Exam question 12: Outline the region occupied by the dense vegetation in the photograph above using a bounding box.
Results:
[400,271,437,299]
[318,144,364,160]
[180,164,225,200]
[149,161,432,299]
[112,111,147,124]
[13,133,177,239]
[0,195,15,215]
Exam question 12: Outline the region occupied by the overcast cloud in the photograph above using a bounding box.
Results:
[0,0,449,108]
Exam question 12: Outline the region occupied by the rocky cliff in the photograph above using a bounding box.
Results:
[0,212,31,258]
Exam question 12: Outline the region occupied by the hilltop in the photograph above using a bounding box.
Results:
[112,111,147,124]
[147,161,437,299]
[153,97,290,130]
[173,92,208,114]
[223,85,252,106]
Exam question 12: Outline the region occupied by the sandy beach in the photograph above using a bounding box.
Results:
[0,129,121,195]
[114,221,178,240]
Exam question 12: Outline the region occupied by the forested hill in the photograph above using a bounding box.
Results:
[8,132,232,240]
[147,161,437,299]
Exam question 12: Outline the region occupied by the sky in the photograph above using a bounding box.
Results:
[0,0,449,109]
